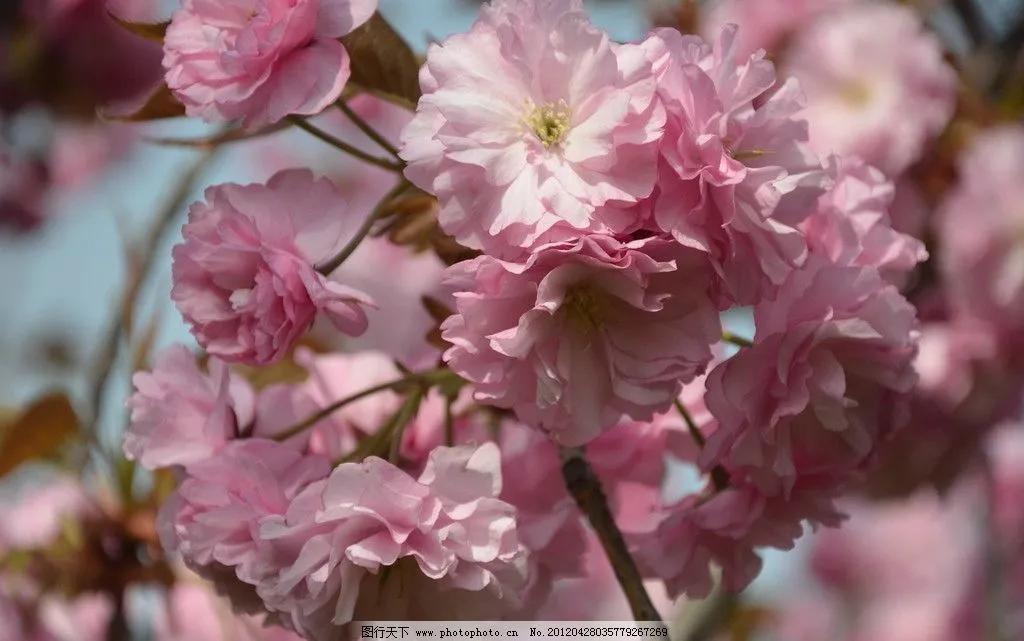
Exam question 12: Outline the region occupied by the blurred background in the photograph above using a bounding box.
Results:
[1,0,1023,639]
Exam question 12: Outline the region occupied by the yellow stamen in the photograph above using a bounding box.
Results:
[523,99,572,148]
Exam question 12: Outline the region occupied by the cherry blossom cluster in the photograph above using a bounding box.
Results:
[112,0,933,634]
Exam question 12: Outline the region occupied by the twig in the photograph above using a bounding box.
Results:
[287,116,404,172]
[388,386,424,462]
[316,179,412,275]
[674,400,730,491]
[721,331,753,348]
[952,0,986,46]
[143,122,290,148]
[444,393,455,446]
[274,368,450,442]
[86,148,219,440]
[337,100,402,159]
[559,447,664,623]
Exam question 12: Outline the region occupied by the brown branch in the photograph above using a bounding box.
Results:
[559,447,664,623]
[316,179,411,275]
[287,116,403,172]
[952,0,986,46]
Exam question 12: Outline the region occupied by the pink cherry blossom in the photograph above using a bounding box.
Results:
[787,2,956,175]
[255,444,526,637]
[939,125,1024,339]
[171,169,374,365]
[0,476,94,555]
[810,492,977,599]
[634,478,843,599]
[802,155,927,280]
[400,0,665,259]
[157,439,332,593]
[701,0,849,58]
[644,25,826,305]
[442,235,720,445]
[154,581,303,641]
[163,0,377,127]
[494,421,588,611]
[702,258,919,495]
[125,344,255,470]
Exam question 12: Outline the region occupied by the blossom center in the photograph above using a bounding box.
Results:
[564,283,606,333]
[840,81,874,107]
[523,100,572,148]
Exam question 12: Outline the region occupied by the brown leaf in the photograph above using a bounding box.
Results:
[100,83,185,122]
[108,14,169,41]
[422,296,454,351]
[342,12,422,107]
[0,393,79,477]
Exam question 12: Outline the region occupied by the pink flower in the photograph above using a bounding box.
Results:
[810,492,977,599]
[400,0,664,258]
[158,439,332,591]
[701,0,848,58]
[787,2,956,175]
[442,235,720,445]
[0,476,94,555]
[163,0,377,127]
[255,444,526,636]
[171,169,374,365]
[635,479,843,599]
[49,123,133,190]
[155,582,303,641]
[802,155,927,280]
[494,421,588,610]
[702,258,919,495]
[644,25,826,305]
[939,126,1024,339]
[125,344,255,470]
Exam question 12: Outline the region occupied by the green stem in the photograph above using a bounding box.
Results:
[287,116,404,172]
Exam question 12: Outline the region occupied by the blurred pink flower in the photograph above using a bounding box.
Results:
[125,344,255,470]
[172,169,374,364]
[49,123,133,190]
[256,444,526,636]
[155,581,302,641]
[939,126,1024,340]
[36,593,114,641]
[644,25,825,305]
[401,0,664,258]
[802,155,927,280]
[0,476,94,554]
[700,0,848,58]
[787,2,956,175]
[810,492,977,599]
[442,235,719,445]
[702,259,918,495]
[163,0,377,127]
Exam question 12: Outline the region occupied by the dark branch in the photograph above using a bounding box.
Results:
[560,447,664,623]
